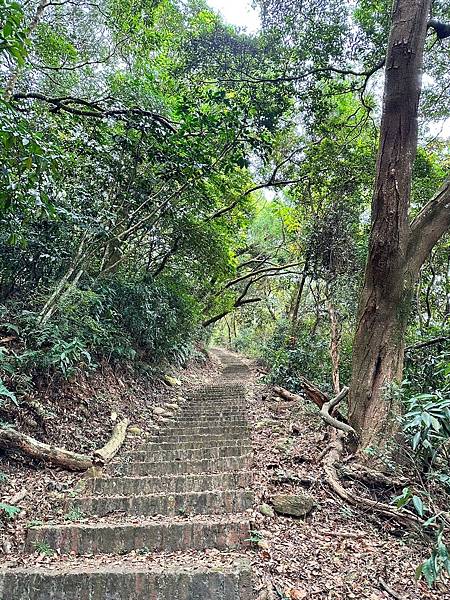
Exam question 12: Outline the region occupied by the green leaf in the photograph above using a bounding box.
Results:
[0,502,20,519]
[0,379,18,405]
[412,495,424,517]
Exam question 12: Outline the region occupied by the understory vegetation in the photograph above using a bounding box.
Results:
[1,0,450,590]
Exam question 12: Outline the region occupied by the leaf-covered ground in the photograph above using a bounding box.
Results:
[1,352,449,598]
[246,365,448,599]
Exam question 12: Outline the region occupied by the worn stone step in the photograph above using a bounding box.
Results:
[184,399,245,403]
[113,455,251,476]
[121,445,250,462]
[182,407,247,414]
[137,438,250,451]
[0,557,252,600]
[180,412,247,419]
[26,515,250,556]
[175,415,247,422]
[185,397,246,403]
[181,406,246,412]
[70,489,254,517]
[150,433,250,445]
[85,471,252,496]
[188,388,245,393]
[186,394,245,399]
[161,425,250,436]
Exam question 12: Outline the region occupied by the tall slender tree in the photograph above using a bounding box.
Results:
[348,0,450,447]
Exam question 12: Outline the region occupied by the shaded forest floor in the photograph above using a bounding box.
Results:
[246,363,448,599]
[0,350,448,598]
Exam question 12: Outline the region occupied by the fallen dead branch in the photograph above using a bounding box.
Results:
[323,430,421,527]
[93,418,129,464]
[274,382,349,428]
[0,418,129,471]
[274,378,328,409]
[0,427,93,471]
[8,488,28,505]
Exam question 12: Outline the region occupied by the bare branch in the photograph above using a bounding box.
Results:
[11,93,177,132]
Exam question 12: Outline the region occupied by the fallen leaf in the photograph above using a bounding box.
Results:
[289,589,307,599]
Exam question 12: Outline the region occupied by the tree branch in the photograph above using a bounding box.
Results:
[222,262,301,290]
[407,178,450,276]
[201,297,261,327]
[11,93,177,132]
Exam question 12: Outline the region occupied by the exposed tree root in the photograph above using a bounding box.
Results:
[320,386,355,434]
[379,577,404,600]
[275,380,427,530]
[323,430,421,527]
[340,464,410,489]
[0,419,129,471]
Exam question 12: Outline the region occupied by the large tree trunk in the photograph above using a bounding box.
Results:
[349,0,431,447]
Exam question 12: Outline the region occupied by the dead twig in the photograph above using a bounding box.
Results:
[378,577,404,600]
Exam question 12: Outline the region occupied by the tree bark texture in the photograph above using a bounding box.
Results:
[349,0,450,448]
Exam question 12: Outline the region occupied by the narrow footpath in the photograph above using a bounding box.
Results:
[0,350,254,599]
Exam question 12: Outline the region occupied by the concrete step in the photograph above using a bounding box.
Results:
[85,471,252,496]
[70,489,254,517]
[174,416,247,423]
[150,432,250,443]
[26,515,250,556]
[160,425,250,436]
[135,438,250,451]
[120,445,250,462]
[0,557,252,600]
[113,455,251,476]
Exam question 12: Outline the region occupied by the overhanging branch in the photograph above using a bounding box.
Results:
[11,93,177,132]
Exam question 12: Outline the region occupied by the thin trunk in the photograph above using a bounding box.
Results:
[425,255,436,328]
[416,269,424,333]
[226,317,232,345]
[291,268,308,327]
[328,300,341,395]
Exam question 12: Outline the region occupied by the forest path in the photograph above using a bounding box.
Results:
[0,349,254,599]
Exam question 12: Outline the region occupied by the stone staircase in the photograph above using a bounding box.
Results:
[0,350,254,599]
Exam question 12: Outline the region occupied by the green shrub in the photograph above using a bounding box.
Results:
[0,274,202,399]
